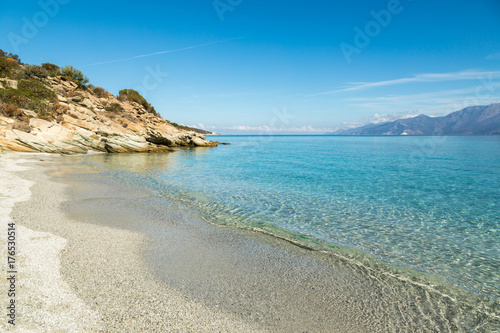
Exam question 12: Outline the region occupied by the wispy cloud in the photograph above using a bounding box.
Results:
[335,110,421,131]
[342,83,500,116]
[344,85,500,103]
[310,70,500,96]
[193,123,334,133]
[485,52,500,60]
[224,125,333,133]
[88,37,244,66]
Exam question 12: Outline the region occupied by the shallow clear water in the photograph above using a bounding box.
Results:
[85,135,500,301]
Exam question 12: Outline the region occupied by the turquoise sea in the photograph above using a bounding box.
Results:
[84,135,500,302]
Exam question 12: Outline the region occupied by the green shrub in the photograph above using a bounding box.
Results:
[0,88,28,107]
[0,50,21,64]
[117,89,157,115]
[41,63,60,76]
[171,122,192,131]
[0,57,20,78]
[60,65,89,88]
[105,102,124,113]
[93,86,108,98]
[17,80,57,101]
[0,80,57,118]
[18,65,48,80]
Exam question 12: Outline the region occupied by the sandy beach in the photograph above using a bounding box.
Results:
[0,153,265,332]
[1,152,498,332]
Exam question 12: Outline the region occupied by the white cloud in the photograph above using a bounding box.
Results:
[310,70,500,96]
[485,52,500,60]
[343,82,500,116]
[192,124,335,134]
[336,110,421,131]
[222,125,334,133]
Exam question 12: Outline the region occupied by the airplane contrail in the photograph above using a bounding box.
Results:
[88,37,244,66]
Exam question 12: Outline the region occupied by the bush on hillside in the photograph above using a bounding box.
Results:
[0,50,21,64]
[0,88,27,108]
[0,79,57,118]
[117,89,157,115]
[41,63,60,76]
[93,86,108,98]
[18,65,49,80]
[0,49,23,78]
[60,65,89,88]
[17,80,57,101]
[0,102,23,118]
[0,58,20,78]
[105,102,124,113]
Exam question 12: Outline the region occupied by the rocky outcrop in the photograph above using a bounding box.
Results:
[0,76,221,154]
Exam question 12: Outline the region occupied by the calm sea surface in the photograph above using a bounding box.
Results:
[83,135,500,301]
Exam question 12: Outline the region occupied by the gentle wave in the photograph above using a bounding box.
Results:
[81,135,500,304]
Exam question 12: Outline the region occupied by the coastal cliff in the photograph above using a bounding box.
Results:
[0,52,219,154]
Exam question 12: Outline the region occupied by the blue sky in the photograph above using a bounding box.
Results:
[1,0,499,134]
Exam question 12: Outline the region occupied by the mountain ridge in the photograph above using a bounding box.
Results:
[332,103,500,135]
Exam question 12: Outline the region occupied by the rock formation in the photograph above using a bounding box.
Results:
[0,75,220,154]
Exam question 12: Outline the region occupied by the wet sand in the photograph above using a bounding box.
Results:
[1,153,499,332]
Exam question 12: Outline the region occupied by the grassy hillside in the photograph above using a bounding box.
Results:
[0,49,210,135]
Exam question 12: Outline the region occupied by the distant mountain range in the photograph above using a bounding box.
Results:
[331,103,500,135]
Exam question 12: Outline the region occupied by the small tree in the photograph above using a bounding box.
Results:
[60,65,89,88]
[18,65,48,80]
[93,86,108,98]
[0,57,21,78]
[41,63,60,76]
[118,89,158,115]
[0,49,21,64]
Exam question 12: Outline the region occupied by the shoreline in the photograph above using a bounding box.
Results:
[0,153,100,331]
[1,153,263,332]
[1,152,499,331]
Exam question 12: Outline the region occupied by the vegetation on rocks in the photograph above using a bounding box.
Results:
[91,86,109,98]
[41,63,61,76]
[105,102,124,113]
[60,65,90,89]
[0,50,22,78]
[0,50,162,120]
[17,80,57,101]
[0,49,218,154]
[18,65,49,80]
[0,50,21,64]
[0,79,57,119]
[118,89,158,116]
[0,57,20,78]
[0,102,22,118]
